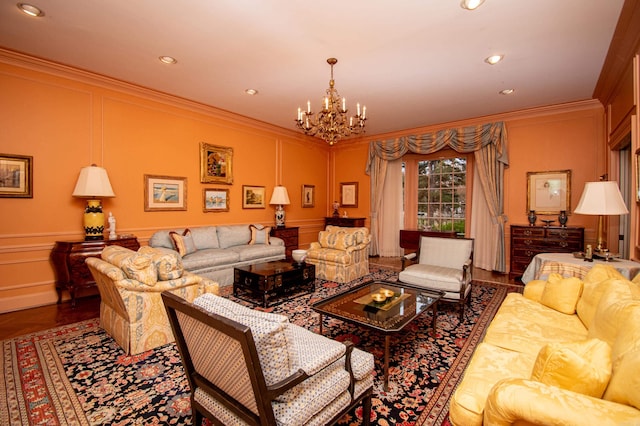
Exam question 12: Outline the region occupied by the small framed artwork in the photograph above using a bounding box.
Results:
[0,154,33,198]
[242,185,266,209]
[340,182,358,207]
[203,188,229,212]
[144,174,187,211]
[527,170,571,214]
[302,184,315,208]
[200,142,233,184]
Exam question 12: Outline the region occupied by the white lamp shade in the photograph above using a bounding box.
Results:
[72,165,115,198]
[269,186,290,205]
[574,181,628,215]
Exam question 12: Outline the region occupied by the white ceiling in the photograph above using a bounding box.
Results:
[0,0,625,136]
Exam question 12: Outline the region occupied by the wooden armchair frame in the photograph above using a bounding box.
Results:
[162,291,372,425]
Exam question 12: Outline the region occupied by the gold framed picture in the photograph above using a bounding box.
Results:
[144,174,187,211]
[526,170,571,214]
[242,185,265,209]
[0,154,33,198]
[340,182,358,207]
[302,184,315,208]
[200,142,233,184]
[203,188,230,212]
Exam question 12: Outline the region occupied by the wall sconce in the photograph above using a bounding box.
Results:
[72,164,115,240]
[269,186,290,227]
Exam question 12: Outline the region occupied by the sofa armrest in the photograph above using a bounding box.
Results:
[309,242,322,250]
[269,236,284,246]
[402,252,417,271]
[484,378,640,426]
[114,272,209,292]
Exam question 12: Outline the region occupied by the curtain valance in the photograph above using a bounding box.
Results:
[365,121,508,173]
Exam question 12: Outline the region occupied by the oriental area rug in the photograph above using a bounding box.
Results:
[1,268,513,425]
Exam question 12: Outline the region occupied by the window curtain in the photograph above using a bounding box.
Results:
[365,122,509,272]
[379,159,404,256]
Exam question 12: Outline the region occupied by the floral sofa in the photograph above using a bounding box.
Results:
[149,224,285,286]
[305,225,371,283]
[86,245,219,355]
[449,264,640,425]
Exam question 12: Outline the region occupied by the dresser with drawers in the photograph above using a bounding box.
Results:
[509,225,584,281]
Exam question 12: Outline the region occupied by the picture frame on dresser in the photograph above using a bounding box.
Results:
[526,170,570,214]
[200,142,233,184]
[144,175,187,211]
[0,153,32,198]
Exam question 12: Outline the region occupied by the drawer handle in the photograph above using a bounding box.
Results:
[524,239,533,245]
[525,250,534,256]
[560,231,568,238]
[559,241,569,248]
[524,230,532,236]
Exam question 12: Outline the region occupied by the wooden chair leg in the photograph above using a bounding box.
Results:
[362,393,372,426]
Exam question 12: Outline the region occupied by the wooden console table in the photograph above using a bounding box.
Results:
[270,226,298,260]
[325,217,366,227]
[50,236,140,306]
[399,229,458,252]
[509,225,584,281]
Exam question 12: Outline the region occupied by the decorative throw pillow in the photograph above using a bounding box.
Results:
[169,229,198,256]
[249,224,272,245]
[138,246,183,280]
[530,338,612,398]
[540,276,584,314]
[120,252,158,286]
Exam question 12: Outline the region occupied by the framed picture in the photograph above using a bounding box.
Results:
[242,185,265,209]
[144,174,187,211]
[200,142,233,184]
[527,170,571,214]
[302,184,315,208]
[0,154,33,198]
[340,182,358,207]
[203,188,229,212]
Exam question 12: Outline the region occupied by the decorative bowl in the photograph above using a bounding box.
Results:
[292,249,307,264]
[371,293,387,303]
[379,288,394,298]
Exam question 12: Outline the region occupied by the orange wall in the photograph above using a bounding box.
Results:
[0,50,606,312]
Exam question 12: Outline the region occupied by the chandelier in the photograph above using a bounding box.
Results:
[295,58,366,145]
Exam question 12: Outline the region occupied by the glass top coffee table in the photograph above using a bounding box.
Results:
[311,280,444,390]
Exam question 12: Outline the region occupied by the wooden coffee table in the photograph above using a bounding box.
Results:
[233,260,315,307]
[312,280,444,390]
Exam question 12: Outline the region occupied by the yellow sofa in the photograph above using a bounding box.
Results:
[449,264,640,425]
[305,225,371,283]
[86,245,219,355]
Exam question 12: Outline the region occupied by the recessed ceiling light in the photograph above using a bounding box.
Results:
[485,55,504,65]
[159,56,177,65]
[499,89,515,95]
[245,89,258,95]
[460,0,485,10]
[17,3,44,17]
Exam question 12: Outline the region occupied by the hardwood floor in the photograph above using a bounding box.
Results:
[0,257,519,341]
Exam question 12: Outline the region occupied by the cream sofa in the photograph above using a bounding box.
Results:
[149,224,285,286]
[449,264,640,425]
[86,245,219,355]
[305,225,371,283]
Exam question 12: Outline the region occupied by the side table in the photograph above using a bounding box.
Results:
[270,226,298,260]
[50,236,140,306]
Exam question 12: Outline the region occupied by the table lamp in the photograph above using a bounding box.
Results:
[574,181,628,255]
[72,164,115,240]
[269,186,290,227]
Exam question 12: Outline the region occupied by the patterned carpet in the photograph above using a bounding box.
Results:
[0,268,511,425]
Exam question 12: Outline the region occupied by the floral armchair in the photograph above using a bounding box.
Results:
[305,225,371,284]
[162,292,374,425]
[86,245,219,355]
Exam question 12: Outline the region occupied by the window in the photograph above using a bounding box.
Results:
[417,157,467,233]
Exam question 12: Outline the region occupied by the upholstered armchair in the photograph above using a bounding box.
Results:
[86,245,219,355]
[398,236,473,321]
[162,292,374,426]
[305,225,371,283]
